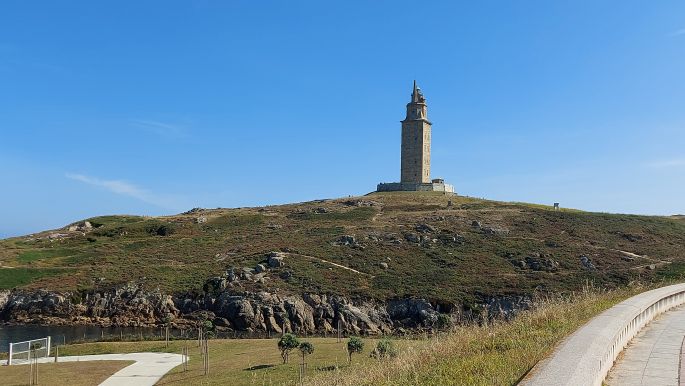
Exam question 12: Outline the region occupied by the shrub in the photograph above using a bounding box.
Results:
[150,224,174,236]
[436,314,452,330]
[370,338,397,359]
[278,333,301,364]
[346,336,364,364]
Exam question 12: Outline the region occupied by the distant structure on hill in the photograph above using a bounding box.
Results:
[377,81,455,193]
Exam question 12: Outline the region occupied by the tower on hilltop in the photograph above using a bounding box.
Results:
[377,81,454,194]
[401,80,432,184]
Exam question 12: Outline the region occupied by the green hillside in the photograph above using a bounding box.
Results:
[1,192,684,306]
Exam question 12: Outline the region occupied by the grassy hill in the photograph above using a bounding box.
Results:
[1,192,684,307]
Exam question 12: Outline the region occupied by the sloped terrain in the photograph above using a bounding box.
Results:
[1,192,684,310]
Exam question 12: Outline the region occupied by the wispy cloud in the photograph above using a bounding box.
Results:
[130,119,189,139]
[668,28,685,37]
[65,173,183,209]
[645,158,685,169]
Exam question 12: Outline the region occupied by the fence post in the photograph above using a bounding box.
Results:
[203,336,209,375]
[34,348,38,386]
[8,342,12,365]
[337,320,341,343]
[27,345,31,385]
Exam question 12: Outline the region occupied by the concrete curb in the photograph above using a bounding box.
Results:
[521,283,685,386]
[680,336,685,386]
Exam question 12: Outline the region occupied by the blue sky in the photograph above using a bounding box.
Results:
[1,1,685,238]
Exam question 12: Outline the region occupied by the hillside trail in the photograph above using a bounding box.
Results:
[289,253,373,277]
[610,249,672,270]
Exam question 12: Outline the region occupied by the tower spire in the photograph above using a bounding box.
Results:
[411,80,425,103]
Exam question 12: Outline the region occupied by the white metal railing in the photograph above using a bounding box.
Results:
[7,336,51,365]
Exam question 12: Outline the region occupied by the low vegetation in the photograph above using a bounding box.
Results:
[307,284,647,385]
[1,192,683,310]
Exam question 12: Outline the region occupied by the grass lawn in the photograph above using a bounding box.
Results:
[55,337,421,385]
[0,361,133,386]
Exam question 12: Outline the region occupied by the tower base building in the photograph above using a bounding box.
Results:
[377,81,455,194]
[377,180,455,193]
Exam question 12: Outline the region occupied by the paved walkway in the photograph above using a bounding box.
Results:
[607,305,685,386]
[22,352,185,386]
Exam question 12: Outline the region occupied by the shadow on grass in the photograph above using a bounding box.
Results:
[316,365,340,372]
[244,364,275,371]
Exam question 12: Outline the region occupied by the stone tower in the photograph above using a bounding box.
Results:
[401,80,432,184]
[376,81,454,194]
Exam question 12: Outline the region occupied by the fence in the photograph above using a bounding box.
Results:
[8,337,51,365]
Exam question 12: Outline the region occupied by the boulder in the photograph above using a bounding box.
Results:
[579,255,596,270]
[387,298,438,328]
[481,226,509,236]
[524,255,559,272]
[337,235,357,246]
[214,294,258,330]
[268,255,285,268]
[404,233,421,243]
[415,224,437,233]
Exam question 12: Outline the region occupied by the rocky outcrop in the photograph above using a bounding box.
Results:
[0,284,178,326]
[0,281,533,334]
[484,295,533,320]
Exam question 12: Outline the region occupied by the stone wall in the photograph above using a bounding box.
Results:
[377,182,455,193]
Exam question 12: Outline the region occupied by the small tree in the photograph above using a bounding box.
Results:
[162,314,174,348]
[278,333,300,364]
[299,341,314,363]
[203,319,215,339]
[346,336,364,364]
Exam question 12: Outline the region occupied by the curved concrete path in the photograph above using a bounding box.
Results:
[23,352,185,385]
[606,304,685,386]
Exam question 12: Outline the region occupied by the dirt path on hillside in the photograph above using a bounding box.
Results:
[290,253,373,277]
